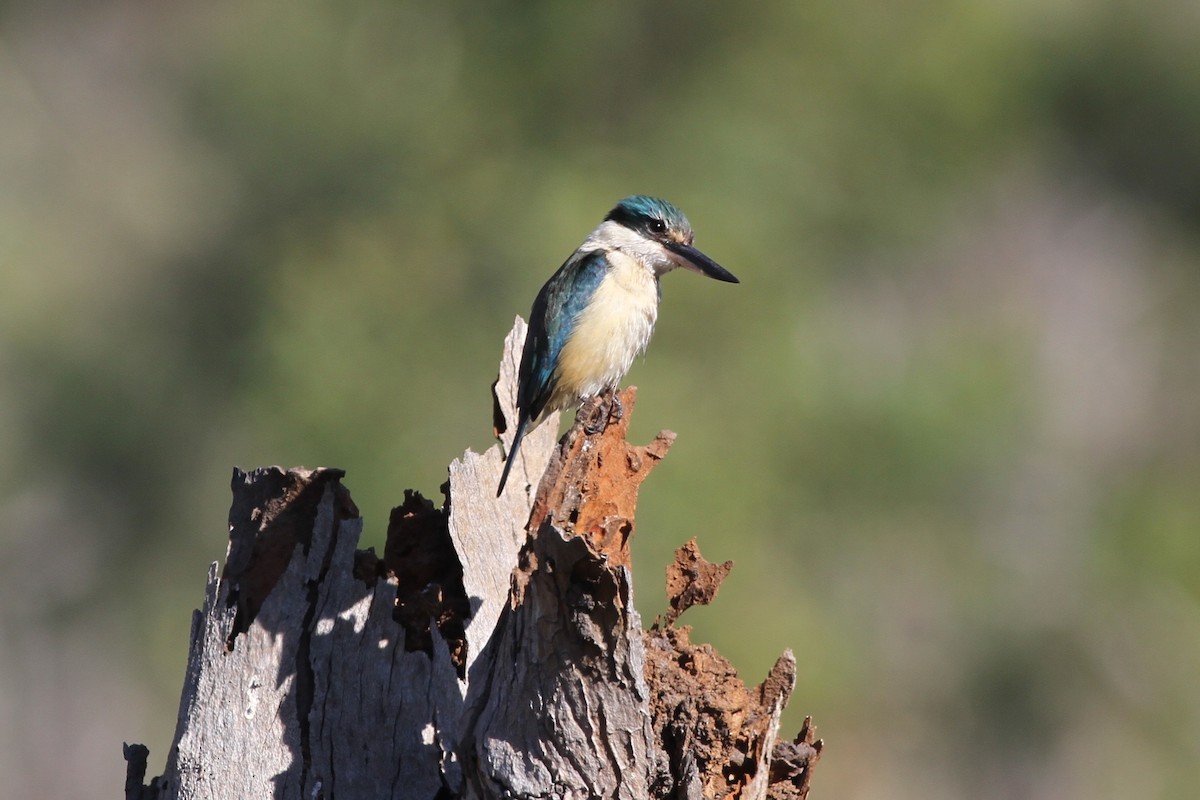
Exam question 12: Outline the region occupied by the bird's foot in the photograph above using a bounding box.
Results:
[581,390,623,434]
[580,396,607,434]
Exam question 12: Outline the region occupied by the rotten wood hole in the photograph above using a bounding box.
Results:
[127,317,821,800]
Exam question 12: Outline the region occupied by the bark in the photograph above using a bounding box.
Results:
[127,317,821,800]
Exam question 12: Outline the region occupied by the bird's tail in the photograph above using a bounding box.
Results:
[496,415,531,497]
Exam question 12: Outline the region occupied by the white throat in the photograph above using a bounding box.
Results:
[580,220,677,277]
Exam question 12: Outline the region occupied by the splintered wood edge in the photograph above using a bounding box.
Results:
[744,651,797,799]
[453,316,560,679]
[492,316,527,451]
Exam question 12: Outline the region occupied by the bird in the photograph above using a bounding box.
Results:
[497,195,738,496]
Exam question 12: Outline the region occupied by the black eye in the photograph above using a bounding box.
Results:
[649,218,666,234]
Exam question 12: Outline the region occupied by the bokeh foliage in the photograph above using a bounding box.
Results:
[2,1,1199,797]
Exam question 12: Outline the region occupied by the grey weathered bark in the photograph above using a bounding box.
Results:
[127,318,821,800]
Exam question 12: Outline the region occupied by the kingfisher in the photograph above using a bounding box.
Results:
[497,195,738,496]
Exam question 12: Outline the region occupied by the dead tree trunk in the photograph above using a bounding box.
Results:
[125,318,821,800]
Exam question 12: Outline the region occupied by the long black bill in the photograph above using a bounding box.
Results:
[665,240,739,283]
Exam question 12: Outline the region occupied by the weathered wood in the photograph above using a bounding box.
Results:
[766,718,823,800]
[147,468,466,799]
[455,317,560,682]
[459,386,669,798]
[129,317,820,800]
[645,541,813,800]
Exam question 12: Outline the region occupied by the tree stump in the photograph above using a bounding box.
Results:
[126,318,821,800]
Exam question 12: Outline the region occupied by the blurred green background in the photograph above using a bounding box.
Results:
[3,1,1199,797]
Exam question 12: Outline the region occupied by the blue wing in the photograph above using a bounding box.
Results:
[518,249,609,424]
[498,249,608,495]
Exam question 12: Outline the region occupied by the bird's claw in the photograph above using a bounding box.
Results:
[609,392,624,422]
[581,390,622,435]
[581,396,607,434]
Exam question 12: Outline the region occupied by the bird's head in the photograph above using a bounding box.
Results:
[603,195,739,283]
